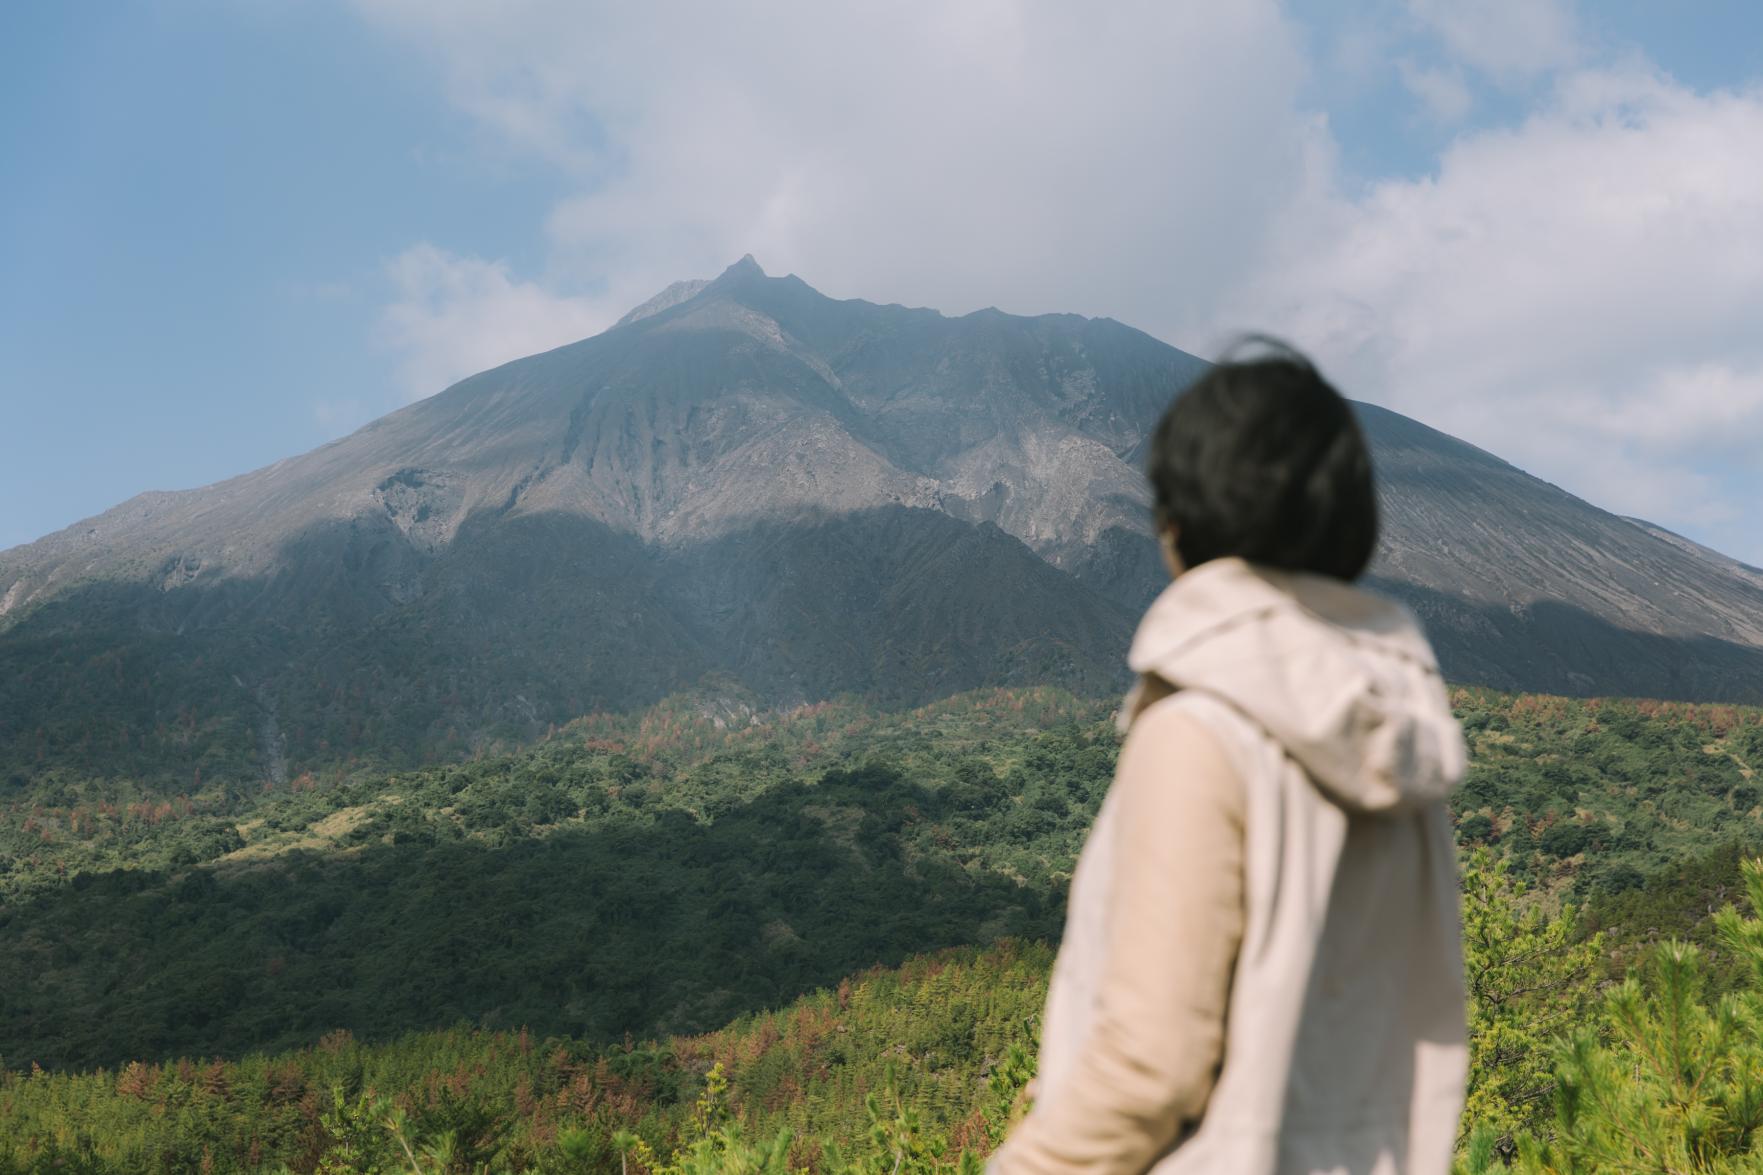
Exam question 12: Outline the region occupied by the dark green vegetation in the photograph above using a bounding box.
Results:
[0,509,1135,794]
[1,689,1106,1069]
[4,686,1760,1068]
[5,686,1763,1171]
[1448,690,1763,895]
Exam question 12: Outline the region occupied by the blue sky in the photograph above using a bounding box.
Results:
[3,1,1761,565]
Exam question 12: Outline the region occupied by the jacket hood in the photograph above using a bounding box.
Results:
[1123,557,1466,813]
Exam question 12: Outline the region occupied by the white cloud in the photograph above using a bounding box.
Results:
[352,0,1312,331]
[378,243,607,401]
[1225,65,1763,560]
[1404,0,1579,82]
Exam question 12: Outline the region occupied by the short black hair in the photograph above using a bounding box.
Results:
[1147,337,1378,581]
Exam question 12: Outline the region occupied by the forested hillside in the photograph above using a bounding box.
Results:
[4,689,1102,1070]
[5,687,1761,1079]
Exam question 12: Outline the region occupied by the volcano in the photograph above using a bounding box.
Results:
[4,257,1760,787]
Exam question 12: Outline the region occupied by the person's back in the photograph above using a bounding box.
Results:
[990,344,1467,1175]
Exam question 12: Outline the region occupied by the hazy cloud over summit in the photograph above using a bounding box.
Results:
[350,0,1763,564]
[358,0,1313,353]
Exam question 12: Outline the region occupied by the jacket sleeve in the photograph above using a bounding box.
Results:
[990,702,1246,1175]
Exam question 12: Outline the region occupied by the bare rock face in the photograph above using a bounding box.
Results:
[3,257,1760,787]
[1623,516,1763,596]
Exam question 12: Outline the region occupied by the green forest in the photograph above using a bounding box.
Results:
[6,685,1763,1171]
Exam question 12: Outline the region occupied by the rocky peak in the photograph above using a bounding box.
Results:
[723,253,766,279]
[613,257,776,332]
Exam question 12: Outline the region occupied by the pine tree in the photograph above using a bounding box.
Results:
[1459,847,1602,1154]
[1487,858,1763,1173]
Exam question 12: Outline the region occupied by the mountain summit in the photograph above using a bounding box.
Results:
[3,261,1761,786]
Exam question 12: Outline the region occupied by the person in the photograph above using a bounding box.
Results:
[988,341,1468,1174]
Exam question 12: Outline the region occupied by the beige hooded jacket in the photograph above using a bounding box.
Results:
[992,557,1469,1174]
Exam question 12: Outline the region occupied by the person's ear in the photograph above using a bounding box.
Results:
[1158,525,1185,578]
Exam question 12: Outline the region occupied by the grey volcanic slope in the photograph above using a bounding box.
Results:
[1623,516,1763,595]
[1358,404,1763,698]
[2,256,1761,787]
